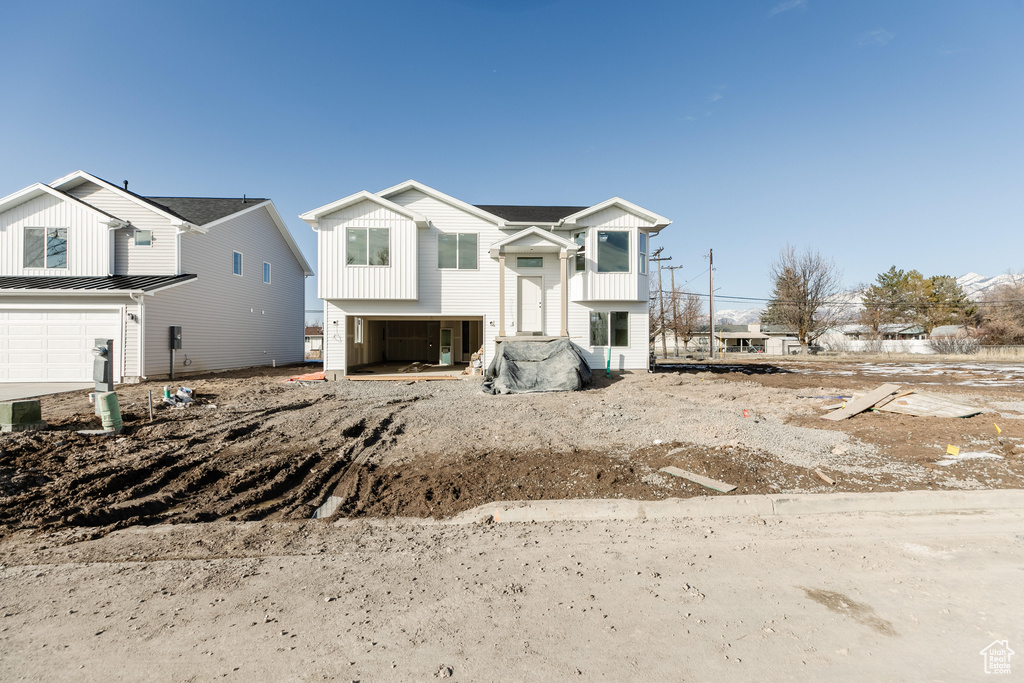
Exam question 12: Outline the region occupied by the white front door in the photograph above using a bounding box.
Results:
[517,276,543,334]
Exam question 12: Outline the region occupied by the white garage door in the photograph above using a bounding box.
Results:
[0,308,121,382]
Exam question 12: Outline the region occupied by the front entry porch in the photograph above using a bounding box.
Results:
[490,227,578,339]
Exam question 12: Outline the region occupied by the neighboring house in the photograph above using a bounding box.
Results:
[300,180,671,376]
[304,326,324,359]
[0,171,313,382]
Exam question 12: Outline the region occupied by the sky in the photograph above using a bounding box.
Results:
[2,0,1022,315]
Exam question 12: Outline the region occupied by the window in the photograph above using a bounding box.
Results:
[347,227,389,266]
[24,227,67,269]
[438,233,478,269]
[134,230,152,246]
[597,231,629,273]
[263,262,271,284]
[638,232,647,275]
[233,251,243,276]
[589,311,629,347]
[354,317,364,344]
[574,231,586,272]
[516,257,543,268]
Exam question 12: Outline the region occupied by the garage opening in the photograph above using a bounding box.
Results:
[346,316,483,376]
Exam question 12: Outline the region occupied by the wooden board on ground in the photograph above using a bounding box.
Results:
[874,392,983,418]
[821,383,901,421]
[871,389,915,410]
[659,466,737,493]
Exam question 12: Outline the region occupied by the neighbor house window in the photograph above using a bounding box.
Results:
[233,251,243,276]
[574,231,586,271]
[638,232,647,275]
[354,317,364,344]
[589,311,629,347]
[517,257,543,268]
[597,231,629,273]
[347,227,389,266]
[134,230,152,246]
[438,233,478,269]
[24,227,67,269]
[263,262,271,284]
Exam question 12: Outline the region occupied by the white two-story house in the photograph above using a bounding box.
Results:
[300,181,671,377]
[0,171,313,383]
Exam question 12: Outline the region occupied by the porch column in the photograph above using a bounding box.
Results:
[559,251,568,337]
[498,253,506,337]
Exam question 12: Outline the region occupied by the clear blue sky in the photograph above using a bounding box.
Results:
[3,0,1022,312]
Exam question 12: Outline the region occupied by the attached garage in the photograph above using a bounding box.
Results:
[0,307,122,382]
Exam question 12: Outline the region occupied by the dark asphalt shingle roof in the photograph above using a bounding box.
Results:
[144,197,267,226]
[474,205,588,223]
[0,274,198,292]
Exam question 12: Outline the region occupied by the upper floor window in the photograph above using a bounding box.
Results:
[233,251,243,276]
[263,262,271,284]
[597,231,629,273]
[347,227,389,266]
[589,311,629,347]
[638,232,647,275]
[438,233,478,270]
[574,231,586,271]
[24,227,67,269]
[134,230,152,247]
[516,257,543,268]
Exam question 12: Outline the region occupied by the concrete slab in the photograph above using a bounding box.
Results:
[448,489,1024,524]
[0,382,93,402]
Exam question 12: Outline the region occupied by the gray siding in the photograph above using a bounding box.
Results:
[143,205,305,376]
[66,182,179,275]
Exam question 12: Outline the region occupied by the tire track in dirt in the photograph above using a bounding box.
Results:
[0,398,411,540]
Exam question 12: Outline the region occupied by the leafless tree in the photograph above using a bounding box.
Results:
[671,291,703,352]
[762,245,843,347]
[979,273,1024,344]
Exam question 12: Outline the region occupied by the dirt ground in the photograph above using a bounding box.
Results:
[1,510,1021,681]
[2,358,1024,542]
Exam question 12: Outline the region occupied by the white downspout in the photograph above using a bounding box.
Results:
[129,291,147,379]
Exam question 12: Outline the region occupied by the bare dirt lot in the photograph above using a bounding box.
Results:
[2,359,1024,541]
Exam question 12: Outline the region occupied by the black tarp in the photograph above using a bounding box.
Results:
[481,339,593,394]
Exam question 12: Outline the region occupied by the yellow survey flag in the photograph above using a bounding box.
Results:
[946,444,960,456]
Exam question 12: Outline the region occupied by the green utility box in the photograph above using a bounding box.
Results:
[0,400,48,433]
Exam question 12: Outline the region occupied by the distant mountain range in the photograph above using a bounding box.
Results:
[713,272,1018,325]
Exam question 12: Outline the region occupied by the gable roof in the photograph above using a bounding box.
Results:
[50,171,200,229]
[377,180,508,227]
[474,205,588,223]
[560,197,672,231]
[0,182,125,225]
[488,226,578,258]
[299,190,429,228]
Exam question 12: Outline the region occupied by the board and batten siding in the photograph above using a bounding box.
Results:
[65,181,178,276]
[0,193,112,276]
[317,202,417,300]
[568,300,650,370]
[559,205,655,303]
[142,205,305,377]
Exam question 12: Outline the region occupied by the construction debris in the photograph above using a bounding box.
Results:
[659,466,737,493]
[872,392,983,418]
[821,384,901,421]
[814,469,836,486]
[282,370,327,382]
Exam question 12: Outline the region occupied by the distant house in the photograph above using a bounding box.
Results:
[0,171,313,382]
[929,324,971,338]
[301,180,671,376]
[304,326,324,359]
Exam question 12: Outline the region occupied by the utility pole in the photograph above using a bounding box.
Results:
[650,248,672,359]
[665,265,684,358]
[708,249,715,359]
